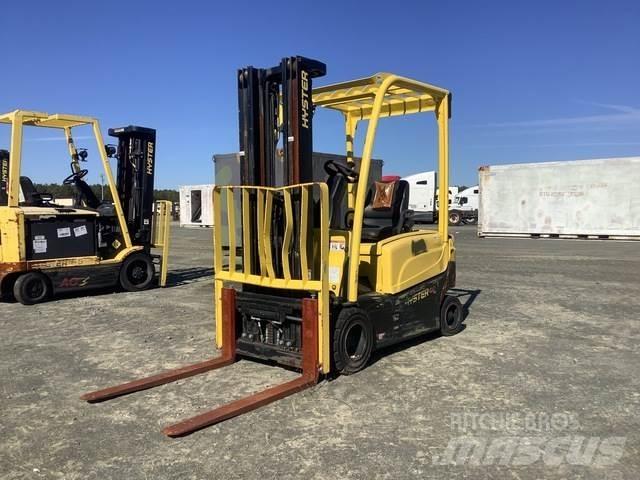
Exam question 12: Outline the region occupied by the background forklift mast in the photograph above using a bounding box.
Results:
[109,126,157,249]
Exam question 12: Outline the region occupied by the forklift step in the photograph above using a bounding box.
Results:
[81,289,319,437]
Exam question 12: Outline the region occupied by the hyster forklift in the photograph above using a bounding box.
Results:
[0,111,171,305]
[83,56,462,437]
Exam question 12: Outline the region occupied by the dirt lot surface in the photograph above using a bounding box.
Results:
[1,224,639,479]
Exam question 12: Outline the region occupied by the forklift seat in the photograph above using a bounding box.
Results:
[326,172,348,228]
[73,178,101,209]
[361,180,412,242]
[19,177,53,207]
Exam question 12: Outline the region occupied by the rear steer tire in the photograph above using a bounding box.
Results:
[14,271,51,305]
[119,253,155,292]
[449,211,462,226]
[333,307,374,375]
[440,295,464,336]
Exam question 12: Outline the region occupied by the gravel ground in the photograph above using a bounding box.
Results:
[1,224,638,479]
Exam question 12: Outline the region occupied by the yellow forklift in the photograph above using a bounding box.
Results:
[0,110,171,305]
[83,57,461,436]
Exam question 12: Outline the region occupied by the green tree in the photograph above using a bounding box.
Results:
[34,183,177,203]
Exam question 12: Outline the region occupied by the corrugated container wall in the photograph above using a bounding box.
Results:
[478,157,640,239]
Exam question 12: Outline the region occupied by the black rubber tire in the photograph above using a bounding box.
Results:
[332,307,374,375]
[440,295,464,336]
[13,272,50,305]
[464,216,478,225]
[119,253,155,292]
[449,211,462,226]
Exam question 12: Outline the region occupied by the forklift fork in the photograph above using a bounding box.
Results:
[81,288,319,437]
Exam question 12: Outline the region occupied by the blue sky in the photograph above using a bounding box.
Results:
[1,0,638,188]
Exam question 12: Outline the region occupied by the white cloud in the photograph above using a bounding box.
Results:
[469,141,640,148]
[482,102,640,128]
[25,135,94,143]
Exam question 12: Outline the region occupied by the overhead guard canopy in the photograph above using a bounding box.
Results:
[0,110,95,129]
[313,72,449,121]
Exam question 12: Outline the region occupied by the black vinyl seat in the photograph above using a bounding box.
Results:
[19,177,54,207]
[361,180,413,242]
[326,172,348,228]
[72,178,101,209]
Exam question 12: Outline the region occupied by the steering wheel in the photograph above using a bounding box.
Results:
[63,169,89,185]
[324,160,359,183]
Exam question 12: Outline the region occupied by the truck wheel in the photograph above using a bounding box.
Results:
[14,272,51,305]
[119,253,155,292]
[440,295,463,336]
[465,217,477,225]
[449,211,462,226]
[333,307,374,375]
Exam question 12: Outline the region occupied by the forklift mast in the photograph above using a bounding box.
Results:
[108,126,157,250]
[238,56,326,187]
[237,56,326,277]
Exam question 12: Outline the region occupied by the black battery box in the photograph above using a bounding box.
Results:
[26,217,97,261]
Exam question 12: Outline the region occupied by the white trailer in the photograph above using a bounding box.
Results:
[402,171,462,224]
[403,171,437,223]
[478,157,640,239]
[179,184,214,227]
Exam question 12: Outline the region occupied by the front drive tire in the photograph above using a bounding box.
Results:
[14,272,51,305]
[440,295,464,336]
[119,253,155,292]
[332,307,374,375]
[449,211,462,226]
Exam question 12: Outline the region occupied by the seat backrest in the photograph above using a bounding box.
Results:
[19,176,41,206]
[364,180,409,218]
[326,173,347,228]
[362,180,410,239]
[73,178,101,209]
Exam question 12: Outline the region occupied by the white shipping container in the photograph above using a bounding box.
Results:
[179,184,214,227]
[478,157,640,239]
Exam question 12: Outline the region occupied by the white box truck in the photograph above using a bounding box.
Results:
[478,157,640,239]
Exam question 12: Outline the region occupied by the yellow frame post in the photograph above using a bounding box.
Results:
[91,120,133,249]
[63,127,82,174]
[151,200,172,287]
[344,114,358,209]
[8,111,23,208]
[437,96,450,241]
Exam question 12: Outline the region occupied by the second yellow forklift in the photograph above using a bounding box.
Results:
[0,111,171,304]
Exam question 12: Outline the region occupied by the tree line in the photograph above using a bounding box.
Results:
[34,183,179,203]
